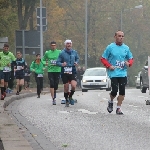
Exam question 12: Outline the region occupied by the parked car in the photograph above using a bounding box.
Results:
[135,71,141,89]
[140,60,148,93]
[81,67,111,92]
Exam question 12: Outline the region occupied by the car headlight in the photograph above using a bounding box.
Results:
[102,79,107,82]
[82,80,87,83]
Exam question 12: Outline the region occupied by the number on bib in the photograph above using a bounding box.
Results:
[3,67,10,72]
[37,74,43,77]
[64,67,72,74]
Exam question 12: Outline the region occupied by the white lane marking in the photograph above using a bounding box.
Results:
[78,109,98,115]
[128,104,139,108]
[137,96,149,98]
[59,111,69,114]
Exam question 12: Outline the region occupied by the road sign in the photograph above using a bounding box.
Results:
[15,30,40,56]
[15,30,40,48]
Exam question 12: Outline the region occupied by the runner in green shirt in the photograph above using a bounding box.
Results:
[42,41,61,105]
[0,43,16,100]
[30,54,45,98]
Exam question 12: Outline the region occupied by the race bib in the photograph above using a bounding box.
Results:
[115,60,125,69]
[50,60,57,65]
[64,67,72,74]
[3,67,10,72]
[37,74,43,77]
[17,66,22,70]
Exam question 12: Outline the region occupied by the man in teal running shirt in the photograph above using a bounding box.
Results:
[43,41,61,105]
[101,31,134,115]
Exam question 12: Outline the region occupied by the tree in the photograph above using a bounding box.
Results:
[10,0,39,30]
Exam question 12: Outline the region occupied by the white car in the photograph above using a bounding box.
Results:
[81,67,111,92]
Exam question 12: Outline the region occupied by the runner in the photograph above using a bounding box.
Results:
[0,43,16,100]
[14,51,27,95]
[42,41,61,105]
[56,39,79,107]
[100,31,134,115]
[30,54,45,98]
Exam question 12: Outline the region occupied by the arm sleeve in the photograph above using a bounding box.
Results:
[100,57,111,68]
[128,58,134,67]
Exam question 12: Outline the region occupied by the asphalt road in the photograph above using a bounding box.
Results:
[8,89,150,150]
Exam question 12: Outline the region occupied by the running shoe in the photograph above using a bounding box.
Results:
[107,101,113,113]
[116,108,123,115]
[52,99,56,105]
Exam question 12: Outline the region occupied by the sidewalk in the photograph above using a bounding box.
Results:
[0,87,80,150]
[0,88,49,150]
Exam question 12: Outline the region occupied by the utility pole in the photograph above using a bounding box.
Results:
[85,0,88,69]
[40,0,43,57]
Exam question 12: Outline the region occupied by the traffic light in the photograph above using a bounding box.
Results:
[36,7,47,31]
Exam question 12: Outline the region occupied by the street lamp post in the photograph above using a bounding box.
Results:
[85,0,88,69]
[40,0,43,57]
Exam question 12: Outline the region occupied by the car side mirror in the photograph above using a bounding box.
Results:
[144,66,148,70]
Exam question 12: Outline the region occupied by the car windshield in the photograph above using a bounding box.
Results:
[84,69,106,76]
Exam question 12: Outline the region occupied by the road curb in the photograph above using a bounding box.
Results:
[3,93,37,109]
